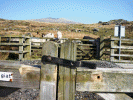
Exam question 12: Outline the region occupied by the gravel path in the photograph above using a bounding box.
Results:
[0,88,40,100]
[19,60,123,68]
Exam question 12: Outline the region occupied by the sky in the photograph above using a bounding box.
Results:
[0,0,133,24]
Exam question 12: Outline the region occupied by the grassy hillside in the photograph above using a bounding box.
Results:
[0,18,132,60]
[0,18,133,39]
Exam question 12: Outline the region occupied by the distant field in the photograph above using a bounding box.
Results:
[0,19,133,39]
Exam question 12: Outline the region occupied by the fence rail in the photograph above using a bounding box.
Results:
[0,35,30,60]
[99,37,111,61]
[70,38,98,61]
[110,36,133,63]
[0,39,133,100]
[31,37,53,58]
[0,35,133,63]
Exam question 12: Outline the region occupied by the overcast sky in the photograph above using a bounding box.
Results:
[0,0,133,24]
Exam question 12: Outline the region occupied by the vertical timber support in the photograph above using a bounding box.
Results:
[100,36,104,60]
[110,36,114,61]
[58,40,77,100]
[0,36,1,43]
[96,37,100,60]
[9,36,11,43]
[40,41,58,100]
[19,37,23,60]
[25,37,31,59]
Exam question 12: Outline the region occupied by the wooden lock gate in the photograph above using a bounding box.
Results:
[40,40,133,100]
[0,40,133,100]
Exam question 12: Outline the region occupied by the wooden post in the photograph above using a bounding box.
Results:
[100,36,104,60]
[58,40,77,100]
[9,36,11,43]
[40,41,58,100]
[96,38,100,60]
[110,36,114,61]
[25,37,31,59]
[0,36,1,43]
[19,37,23,60]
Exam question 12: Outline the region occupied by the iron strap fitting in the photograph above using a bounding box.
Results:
[41,55,96,69]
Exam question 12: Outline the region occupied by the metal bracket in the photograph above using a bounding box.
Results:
[41,55,96,69]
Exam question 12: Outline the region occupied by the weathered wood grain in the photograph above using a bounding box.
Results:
[76,67,133,92]
[0,36,31,60]
[111,38,114,61]
[58,40,76,100]
[40,41,58,100]
[97,93,133,100]
[0,62,40,89]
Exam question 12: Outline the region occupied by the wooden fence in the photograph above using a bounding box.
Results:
[0,35,30,60]
[71,39,98,61]
[31,37,54,58]
[0,41,133,100]
[40,41,133,100]
[99,36,111,61]
[0,35,133,63]
[110,36,133,63]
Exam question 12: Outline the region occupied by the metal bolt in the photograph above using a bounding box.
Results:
[47,56,52,61]
[71,62,73,66]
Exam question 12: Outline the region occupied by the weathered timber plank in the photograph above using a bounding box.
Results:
[77,44,94,46]
[76,68,133,92]
[100,36,104,59]
[70,42,77,100]
[0,43,29,46]
[97,93,133,100]
[111,46,133,49]
[111,54,133,57]
[58,42,65,100]
[0,63,40,89]
[77,46,95,50]
[64,41,71,100]
[24,38,31,59]
[72,39,95,41]
[112,60,133,63]
[111,39,114,61]
[31,49,42,50]
[58,40,76,100]
[0,35,30,38]
[19,38,23,60]
[0,50,29,53]
[77,54,88,56]
[111,37,133,41]
[18,65,40,89]
[40,41,58,100]
[120,49,133,52]
[31,45,42,48]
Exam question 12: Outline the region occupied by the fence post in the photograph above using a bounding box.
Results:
[110,36,114,61]
[96,37,100,59]
[19,37,23,60]
[24,37,31,59]
[9,36,11,43]
[40,41,58,100]
[100,36,104,60]
[58,40,77,100]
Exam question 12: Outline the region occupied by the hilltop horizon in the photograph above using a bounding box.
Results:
[0,17,132,25]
